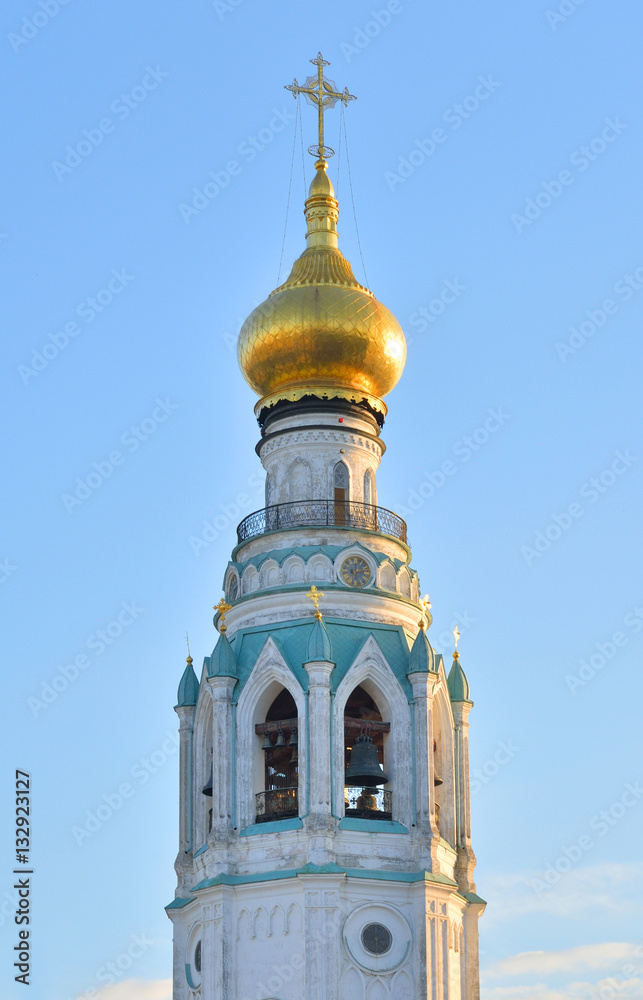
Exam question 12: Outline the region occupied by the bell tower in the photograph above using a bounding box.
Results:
[166,53,485,1000]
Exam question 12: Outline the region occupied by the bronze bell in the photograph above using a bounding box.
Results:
[275,729,286,748]
[202,764,213,797]
[262,732,273,750]
[434,771,444,787]
[345,734,389,787]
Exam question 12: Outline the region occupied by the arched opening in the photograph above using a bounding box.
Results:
[334,460,350,525]
[363,467,375,506]
[343,685,391,820]
[255,688,299,823]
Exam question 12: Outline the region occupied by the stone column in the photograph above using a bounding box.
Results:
[207,676,236,842]
[304,657,336,862]
[408,670,440,870]
[175,705,194,855]
[299,874,344,1000]
[452,701,477,893]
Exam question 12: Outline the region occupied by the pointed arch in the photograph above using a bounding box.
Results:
[289,457,312,501]
[366,979,388,1000]
[235,637,307,831]
[192,680,213,848]
[340,966,364,1000]
[285,901,302,935]
[363,467,376,506]
[333,635,412,828]
[392,969,414,999]
[432,681,456,847]
[259,558,280,589]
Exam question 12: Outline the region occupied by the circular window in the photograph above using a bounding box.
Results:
[194,939,201,974]
[361,922,392,955]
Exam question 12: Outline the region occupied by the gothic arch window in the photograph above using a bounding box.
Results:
[343,685,391,820]
[265,472,272,507]
[256,688,299,823]
[334,460,350,526]
[363,467,375,506]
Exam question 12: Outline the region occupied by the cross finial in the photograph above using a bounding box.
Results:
[453,626,460,656]
[214,598,233,633]
[306,584,324,620]
[418,594,432,630]
[285,51,356,159]
[185,631,192,664]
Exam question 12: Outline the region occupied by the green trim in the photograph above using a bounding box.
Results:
[194,843,208,857]
[439,837,457,855]
[191,865,459,892]
[165,897,195,910]
[185,964,197,989]
[240,817,303,837]
[461,890,487,905]
[232,524,413,564]
[339,818,409,834]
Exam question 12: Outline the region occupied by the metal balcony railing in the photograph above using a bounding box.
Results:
[255,788,299,823]
[344,786,393,821]
[237,500,407,544]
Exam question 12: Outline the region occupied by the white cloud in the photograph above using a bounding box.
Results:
[482,982,643,1000]
[485,942,641,978]
[481,862,643,924]
[93,980,172,1000]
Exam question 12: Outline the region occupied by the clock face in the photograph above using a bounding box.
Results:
[340,555,371,588]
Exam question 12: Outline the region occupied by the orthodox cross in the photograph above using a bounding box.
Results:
[285,51,356,159]
[453,626,461,654]
[185,631,192,664]
[306,584,324,620]
[419,593,432,630]
[214,598,232,633]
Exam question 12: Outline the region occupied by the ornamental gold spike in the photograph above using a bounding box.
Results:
[185,631,192,664]
[214,598,233,633]
[453,625,461,655]
[306,584,324,620]
[418,593,432,630]
[285,51,356,159]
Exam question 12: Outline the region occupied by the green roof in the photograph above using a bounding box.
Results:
[176,659,199,706]
[229,616,414,699]
[447,653,472,702]
[408,629,437,674]
[207,632,238,678]
[306,617,334,662]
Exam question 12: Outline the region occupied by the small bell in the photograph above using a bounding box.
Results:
[288,730,297,748]
[275,729,286,748]
[262,732,273,750]
[345,734,389,787]
[434,771,444,787]
[202,764,213,797]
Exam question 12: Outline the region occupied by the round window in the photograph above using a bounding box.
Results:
[194,939,202,973]
[361,922,392,955]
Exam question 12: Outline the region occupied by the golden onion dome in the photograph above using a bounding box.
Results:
[237,159,406,420]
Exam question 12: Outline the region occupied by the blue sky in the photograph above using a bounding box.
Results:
[1,1,642,998]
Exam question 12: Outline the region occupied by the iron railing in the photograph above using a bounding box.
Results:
[255,788,298,823]
[344,786,393,821]
[237,500,407,544]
